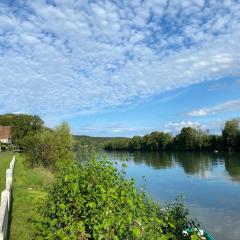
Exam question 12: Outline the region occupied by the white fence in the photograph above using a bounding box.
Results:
[0,156,15,240]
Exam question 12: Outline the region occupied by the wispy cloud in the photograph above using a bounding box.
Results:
[73,124,154,137]
[0,1,240,121]
[187,99,240,117]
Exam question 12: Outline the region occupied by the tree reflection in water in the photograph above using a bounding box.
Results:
[102,150,240,182]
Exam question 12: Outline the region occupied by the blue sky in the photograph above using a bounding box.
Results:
[0,0,240,136]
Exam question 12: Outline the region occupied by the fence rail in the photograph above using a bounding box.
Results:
[0,156,15,240]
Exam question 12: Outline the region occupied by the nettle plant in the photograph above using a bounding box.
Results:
[34,157,196,239]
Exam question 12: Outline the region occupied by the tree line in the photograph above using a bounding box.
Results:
[104,119,240,151]
[74,135,127,148]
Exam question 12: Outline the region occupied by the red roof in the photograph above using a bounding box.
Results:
[0,126,11,139]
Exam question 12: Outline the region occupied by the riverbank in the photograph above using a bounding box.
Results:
[0,152,13,192]
[9,153,54,240]
[4,152,202,239]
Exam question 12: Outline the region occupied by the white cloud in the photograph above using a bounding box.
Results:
[188,109,209,117]
[0,0,240,123]
[187,99,240,117]
[165,121,202,132]
[164,119,227,134]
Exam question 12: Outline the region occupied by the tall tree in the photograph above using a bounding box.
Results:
[222,119,240,150]
[129,136,143,150]
[23,122,73,169]
[175,127,199,150]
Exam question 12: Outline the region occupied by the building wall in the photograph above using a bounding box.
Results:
[0,126,11,145]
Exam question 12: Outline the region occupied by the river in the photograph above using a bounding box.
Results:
[100,151,240,240]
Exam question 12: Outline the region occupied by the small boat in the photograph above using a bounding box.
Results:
[182,228,214,240]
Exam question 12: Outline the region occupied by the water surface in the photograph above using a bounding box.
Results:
[104,151,240,240]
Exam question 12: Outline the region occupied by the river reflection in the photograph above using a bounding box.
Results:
[105,151,240,181]
[102,151,240,240]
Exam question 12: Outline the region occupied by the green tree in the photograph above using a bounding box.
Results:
[142,134,152,151]
[141,132,173,151]
[156,132,173,150]
[129,136,143,150]
[175,127,199,150]
[54,121,74,162]
[209,135,223,150]
[195,130,211,150]
[222,119,240,150]
[23,122,73,169]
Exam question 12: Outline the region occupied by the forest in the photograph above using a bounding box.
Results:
[104,119,240,151]
[74,135,128,148]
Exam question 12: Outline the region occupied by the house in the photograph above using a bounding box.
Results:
[0,126,11,144]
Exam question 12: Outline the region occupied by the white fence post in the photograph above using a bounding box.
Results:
[0,156,16,240]
[0,191,9,240]
[9,156,15,170]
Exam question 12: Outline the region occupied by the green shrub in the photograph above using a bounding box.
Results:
[22,122,73,169]
[34,157,194,239]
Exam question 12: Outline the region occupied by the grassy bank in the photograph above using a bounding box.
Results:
[9,154,54,240]
[0,152,13,192]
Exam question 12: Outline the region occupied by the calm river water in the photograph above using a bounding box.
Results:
[102,151,240,240]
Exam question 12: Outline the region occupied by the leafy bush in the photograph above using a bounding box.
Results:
[34,157,194,239]
[22,122,73,169]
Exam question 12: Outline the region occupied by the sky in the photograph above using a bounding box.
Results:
[0,0,240,137]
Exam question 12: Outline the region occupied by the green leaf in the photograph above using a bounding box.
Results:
[50,219,58,227]
[102,219,112,229]
[71,182,78,193]
[59,203,65,209]
[122,163,127,168]
[87,202,96,208]
[132,227,141,238]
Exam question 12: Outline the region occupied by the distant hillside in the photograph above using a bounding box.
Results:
[73,135,129,148]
